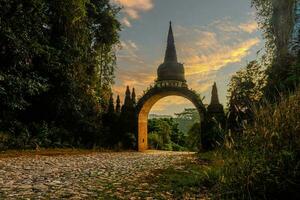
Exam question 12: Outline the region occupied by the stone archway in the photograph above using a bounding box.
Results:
[136,86,206,151]
[134,22,207,151]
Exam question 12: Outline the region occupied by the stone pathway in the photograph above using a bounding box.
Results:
[0,150,196,199]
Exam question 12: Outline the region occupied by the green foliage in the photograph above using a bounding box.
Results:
[119,88,136,149]
[264,55,300,100]
[148,119,172,150]
[152,158,221,199]
[213,2,300,199]
[227,60,267,132]
[148,118,187,151]
[251,0,295,59]
[186,123,201,151]
[227,61,266,111]
[201,117,225,151]
[0,0,120,149]
[148,113,224,152]
[251,0,300,99]
[148,131,162,149]
[216,90,300,199]
[174,108,200,134]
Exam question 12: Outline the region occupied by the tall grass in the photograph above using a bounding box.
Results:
[216,90,300,199]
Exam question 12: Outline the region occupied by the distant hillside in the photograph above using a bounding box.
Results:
[149,114,173,119]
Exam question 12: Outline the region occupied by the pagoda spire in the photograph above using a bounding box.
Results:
[210,82,220,105]
[164,21,178,63]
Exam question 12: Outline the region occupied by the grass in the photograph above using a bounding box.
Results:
[211,90,300,199]
[148,151,223,199]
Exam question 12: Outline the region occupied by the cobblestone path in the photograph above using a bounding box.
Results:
[0,151,196,199]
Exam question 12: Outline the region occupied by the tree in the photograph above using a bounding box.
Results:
[251,0,300,99]
[174,108,200,134]
[0,0,51,148]
[119,86,136,149]
[0,0,121,149]
[227,61,266,133]
[148,119,172,150]
[148,118,186,151]
[186,123,201,151]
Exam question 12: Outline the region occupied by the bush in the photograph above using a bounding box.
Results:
[148,131,162,149]
[186,123,201,151]
[217,90,300,199]
[201,118,225,151]
[148,131,175,151]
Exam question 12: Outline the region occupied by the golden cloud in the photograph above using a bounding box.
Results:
[112,0,154,27]
[210,18,258,34]
[150,96,194,112]
[239,21,258,33]
[113,69,156,103]
[184,38,260,75]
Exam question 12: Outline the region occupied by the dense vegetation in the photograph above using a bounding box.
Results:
[0,0,120,149]
[217,90,300,199]
[0,0,299,198]
[148,118,187,151]
[148,109,202,151]
[152,1,300,199]
[201,0,300,199]
[147,108,224,152]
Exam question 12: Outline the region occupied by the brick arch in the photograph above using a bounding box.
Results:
[136,86,207,151]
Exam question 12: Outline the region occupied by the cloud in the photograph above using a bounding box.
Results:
[176,23,260,69]
[121,17,132,27]
[239,21,258,33]
[211,18,258,34]
[118,40,143,63]
[187,71,217,94]
[112,0,154,27]
[150,96,194,112]
[184,38,260,75]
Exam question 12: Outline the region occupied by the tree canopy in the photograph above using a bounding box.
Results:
[0,0,120,149]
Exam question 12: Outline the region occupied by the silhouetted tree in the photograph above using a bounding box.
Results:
[119,86,136,149]
[116,95,121,114]
[0,0,120,149]
[227,61,266,132]
[102,94,119,147]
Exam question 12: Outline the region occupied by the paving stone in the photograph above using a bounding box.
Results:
[0,151,195,199]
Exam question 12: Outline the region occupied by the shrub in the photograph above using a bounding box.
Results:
[148,131,162,149]
[217,90,300,199]
[186,123,201,151]
[201,118,225,151]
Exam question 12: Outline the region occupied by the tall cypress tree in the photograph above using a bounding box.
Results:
[116,95,121,114]
[108,94,115,114]
[120,86,136,149]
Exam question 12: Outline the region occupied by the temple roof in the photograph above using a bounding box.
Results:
[207,82,224,114]
[157,22,185,82]
[210,82,220,105]
[164,22,178,63]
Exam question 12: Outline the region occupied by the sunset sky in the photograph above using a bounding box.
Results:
[112,0,264,116]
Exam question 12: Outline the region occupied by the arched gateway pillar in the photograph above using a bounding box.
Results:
[135,22,207,151]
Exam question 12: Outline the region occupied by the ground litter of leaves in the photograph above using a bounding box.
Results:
[0,150,204,199]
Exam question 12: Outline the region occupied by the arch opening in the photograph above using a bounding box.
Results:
[137,88,206,151]
[149,96,195,117]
